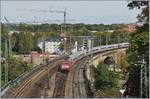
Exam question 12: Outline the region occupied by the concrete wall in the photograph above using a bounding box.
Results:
[14,55,31,63]
[31,52,49,66]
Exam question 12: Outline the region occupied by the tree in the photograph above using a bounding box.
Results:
[59,43,64,52]
[124,1,149,97]
[1,56,33,85]
[18,23,27,31]
[80,26,91,36]
[12,32,33,54]
[11,33,17,49]
[128,1,149,24]
[31,46,42,53]
[92,63,118,90]
[117,51,128,74]
[93,63,110,90]
[33,32,43,47]
[1,23,8,56]
[24,32,33,54]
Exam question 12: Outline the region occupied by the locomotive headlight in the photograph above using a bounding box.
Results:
[64,37,67,41]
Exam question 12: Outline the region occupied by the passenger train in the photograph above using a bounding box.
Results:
[59,43,129,72]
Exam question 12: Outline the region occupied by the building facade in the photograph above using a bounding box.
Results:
[31,51,49,66]
[38,38,61,54]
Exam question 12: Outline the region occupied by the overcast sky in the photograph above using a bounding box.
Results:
[1,1,141,24]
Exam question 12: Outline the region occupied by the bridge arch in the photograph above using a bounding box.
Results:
[104,56,115,65]
[104,56,116,71]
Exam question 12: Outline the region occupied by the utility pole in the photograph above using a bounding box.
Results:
[108,34,110,44]
[106,35,108,45]
[8,34,11,56]
[42,37,44,64]
[62,10,68,54]
[47,58,50,89]
[140,55,148,98]
[69,25,74,54]
[118,35,120,43]
[4,16,12,84]
[124,33,127,42]
[99,36,101,46]
[5,39,8,84]
[42,36,51,89]
[69,33,72,54]
[4,16,12,56]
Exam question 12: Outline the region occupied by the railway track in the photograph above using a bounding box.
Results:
[14,69,47,97]
[65,56,94,98]
[6,58,62,98]
[52,58,85,98]
[8,67,47,98]
[83,68,94,97]
[72,57,88,98]
[52,72,67,98]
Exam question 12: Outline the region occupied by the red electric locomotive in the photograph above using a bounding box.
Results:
[59,58,74,72]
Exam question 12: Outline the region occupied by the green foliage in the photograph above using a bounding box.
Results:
[128,1,149,24]
[129,32,148,56]
[12,32,33,54]
[92,63,118,91]
[127,0,149,65]
[79,26,91,36]
[1,56,32,85]
[1,22,128,55]
[59,43,64,51]
[1,23,8,56]
[127,1,149,64]
[31,46,42,53]
[1,79,5,87]
[95,32,128,46]
[125,1,149,97]
[33,32,43,46]
[127,31,149,97]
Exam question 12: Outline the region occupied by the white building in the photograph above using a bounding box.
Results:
[38,38,61,54]
[71,41,78,53]
[37,41,44,50]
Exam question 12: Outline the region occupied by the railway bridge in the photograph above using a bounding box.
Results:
[65,42,129,98]
[1,43,129,98]
[85,45,128,86]
[88,47,127,70]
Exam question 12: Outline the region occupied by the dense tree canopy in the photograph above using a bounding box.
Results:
[1,56,32,86]
[1,22,127,54]
[92,63,118,91]
[124,1,149,98]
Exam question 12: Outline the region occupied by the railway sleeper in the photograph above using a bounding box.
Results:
[73,86,80,98]
[53,72,67,98]
[72,69,80,98]
[79,82,87,98]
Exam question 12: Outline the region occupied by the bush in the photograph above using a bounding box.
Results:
[1,56,33,85]
[92,63,118,90]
